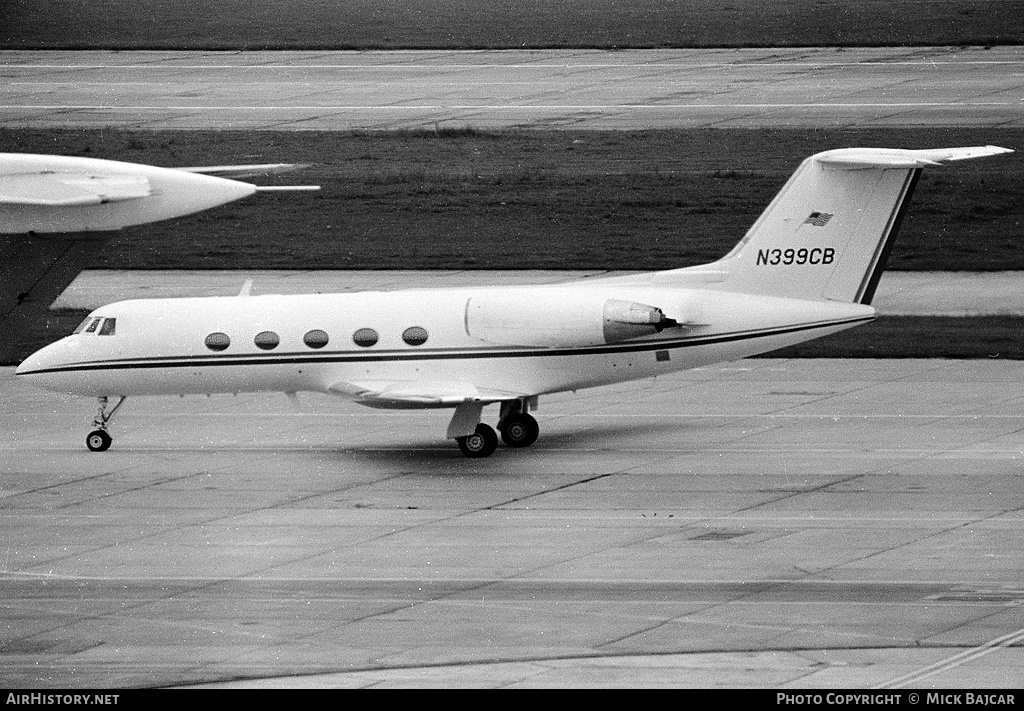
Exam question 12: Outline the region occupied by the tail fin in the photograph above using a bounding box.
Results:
[697,146,1013,304]
[0,233,109,363]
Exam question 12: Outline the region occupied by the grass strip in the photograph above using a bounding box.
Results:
[5,0,1022,49]
[4,127,1022,272]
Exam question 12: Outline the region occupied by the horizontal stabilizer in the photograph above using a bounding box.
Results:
[816,145,1013,170]
[0,172,151,206]
[328,380,524,409]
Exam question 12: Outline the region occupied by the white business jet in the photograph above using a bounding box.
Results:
[15,146,1012,457]
[0,153,318,363]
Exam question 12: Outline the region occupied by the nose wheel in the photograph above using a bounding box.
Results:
[86,429,112,452]
[86,396,126,452]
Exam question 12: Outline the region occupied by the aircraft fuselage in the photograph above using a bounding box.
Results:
[17,283,875,403]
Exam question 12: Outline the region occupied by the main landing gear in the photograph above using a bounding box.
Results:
[86,396,126,452]
[452,399,540,459]
[456,423,499,458]
[498,411,540,448]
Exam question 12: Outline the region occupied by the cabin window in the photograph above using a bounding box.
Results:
[98,318,116,336]
[84,317,102,334]
[205,332,231,352]
[352,327,378,348]
[303,329,329,349]
[402,326,428,346]
[254,331,280,351]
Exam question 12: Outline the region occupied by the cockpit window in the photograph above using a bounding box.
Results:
[74,317,114,335]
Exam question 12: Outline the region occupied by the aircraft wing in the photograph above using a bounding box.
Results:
[327,380,526,409]
[0,172,152,206]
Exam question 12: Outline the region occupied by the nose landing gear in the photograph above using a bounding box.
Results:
[86,429,112,452]
[86,396,126,452]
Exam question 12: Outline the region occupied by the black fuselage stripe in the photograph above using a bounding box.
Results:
[19,316,874,377]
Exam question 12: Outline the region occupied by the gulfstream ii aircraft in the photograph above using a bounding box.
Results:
[16,146,1012,457]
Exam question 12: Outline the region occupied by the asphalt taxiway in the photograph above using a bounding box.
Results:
[2,358,1022,688]
[2,46,1023,130]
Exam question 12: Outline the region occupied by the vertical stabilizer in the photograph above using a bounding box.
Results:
[0,233,109,363]
[688,146,1013,304]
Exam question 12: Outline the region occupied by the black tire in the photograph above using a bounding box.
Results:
[457,423,498,458]
[499,413,539,448]
[86,429,112,452]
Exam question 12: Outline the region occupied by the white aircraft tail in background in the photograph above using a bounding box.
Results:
[0,153,319,363]
[15,146,1013,457]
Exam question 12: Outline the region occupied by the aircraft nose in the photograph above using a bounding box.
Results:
[15,345,50,376]
[15,340,73,388]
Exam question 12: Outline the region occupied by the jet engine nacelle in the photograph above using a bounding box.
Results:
[466,290,677,347]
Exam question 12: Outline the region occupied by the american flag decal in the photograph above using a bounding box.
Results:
[804,212,833,227]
